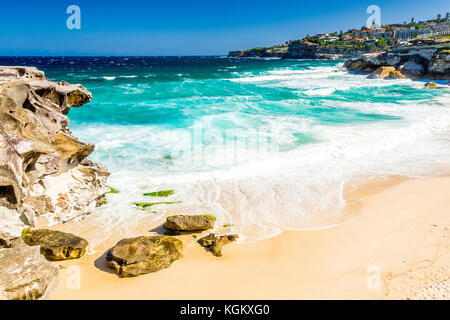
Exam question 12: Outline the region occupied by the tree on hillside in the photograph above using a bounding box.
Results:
[437,14,442,22]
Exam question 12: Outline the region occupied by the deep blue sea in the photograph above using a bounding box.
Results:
[1,56,449,246]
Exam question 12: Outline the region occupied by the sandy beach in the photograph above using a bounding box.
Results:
[51,175,450,300]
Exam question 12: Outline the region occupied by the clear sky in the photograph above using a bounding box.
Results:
[0,0,448,56]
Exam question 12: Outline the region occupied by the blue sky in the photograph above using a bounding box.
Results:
[0,0,448,55]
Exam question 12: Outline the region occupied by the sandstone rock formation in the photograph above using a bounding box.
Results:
[425,82,438,88]
[0,66,109,229]
[164,214,216,231]
[198,233,239,257]
[368,66,406,79]
[0,238,60,300]
[22,228,88,260]
[106,235,183,277]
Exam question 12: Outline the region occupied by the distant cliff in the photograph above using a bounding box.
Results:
[228,40,382,59]
[228,45,288,58]
[284,40,368,59]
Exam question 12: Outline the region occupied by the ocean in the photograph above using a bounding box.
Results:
[1,56,449,248]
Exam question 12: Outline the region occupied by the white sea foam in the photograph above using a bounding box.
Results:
[65,64,450,251]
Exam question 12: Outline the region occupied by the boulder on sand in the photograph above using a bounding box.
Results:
[0,240,60,300]
[198,233,239,257]
[22,229,88,260]
[164,214,215,231]
[106,235,183,277]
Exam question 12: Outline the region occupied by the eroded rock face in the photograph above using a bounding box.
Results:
[106,235,183,277]
[344,46,449,80]
[0,66,109,228]
[22,228,88,260]
[400,61,425,79]
[0,239,60,300]
[164,214,216,231]
[428,51,450,77]
[198,233,239,257]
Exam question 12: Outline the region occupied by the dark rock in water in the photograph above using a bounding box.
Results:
[0,239,60,299]
[106,235,183,277]
[399,61,424,79]
[21,228,88,260]
[164,214,216,231]
[198,233,239,257]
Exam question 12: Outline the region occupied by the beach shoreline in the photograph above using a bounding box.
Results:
[51,175,450,300]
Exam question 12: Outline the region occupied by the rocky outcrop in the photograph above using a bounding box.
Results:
[228,50,246,57]
[164,214,216,231]
[285,40,368,59]
[0,66,109,228]
[399,61,425,79]
[228,45,288,58]
[229,41,368,59]
[198,233,238,257]
[22,228,88,260]
[367,66,405,79]
[425,82,438,88]
[106,235,183,277]
[0,238,60,300]
[344,44,450,80]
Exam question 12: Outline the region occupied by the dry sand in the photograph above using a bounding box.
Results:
[51,176,450,300]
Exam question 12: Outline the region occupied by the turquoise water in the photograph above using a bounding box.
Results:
[2,56,449,246]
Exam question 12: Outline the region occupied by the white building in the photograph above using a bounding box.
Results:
[394,28,416,41]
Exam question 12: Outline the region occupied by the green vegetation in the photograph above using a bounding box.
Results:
[223,224,233,227]
[134,201,182,208]
[406,22,425,29]
[143,190,174,197]
[21,228,32,239]
[428,34,450,40]
[107,186,119,193]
